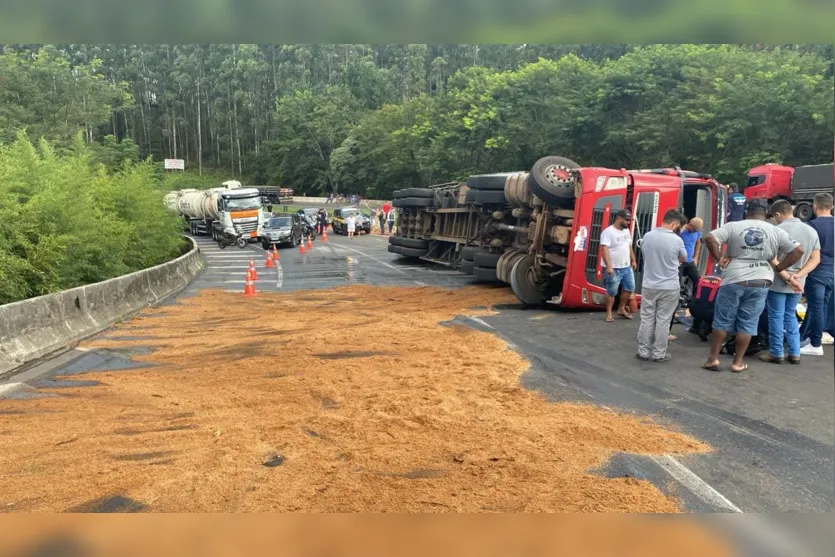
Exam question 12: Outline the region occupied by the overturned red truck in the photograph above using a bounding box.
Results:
[389,156,728,309]
[743,163,835,222]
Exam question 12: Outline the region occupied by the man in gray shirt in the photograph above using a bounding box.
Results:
[636,209,688,363]
[759,199,820,364]
[703,203,803,373]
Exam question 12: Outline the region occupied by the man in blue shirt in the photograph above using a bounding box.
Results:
[799,193,834,356]
[679,217,703,286]
[727,183,747,222]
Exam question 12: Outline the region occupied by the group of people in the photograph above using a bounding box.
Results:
[373,203,396,235]
[598,191,833,372]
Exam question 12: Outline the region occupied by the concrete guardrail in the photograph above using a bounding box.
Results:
[0,237,205,378]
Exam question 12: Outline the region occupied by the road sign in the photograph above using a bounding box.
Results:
[164,158,185,170]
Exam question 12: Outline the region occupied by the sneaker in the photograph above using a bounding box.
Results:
[758,353,784,364]
[635,353,650,361]
[800,344,824,356]
[652,354,672,363]
[823,333,834,345]
[800,338,811,348]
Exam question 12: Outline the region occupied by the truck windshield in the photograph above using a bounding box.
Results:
[224,197,261,211]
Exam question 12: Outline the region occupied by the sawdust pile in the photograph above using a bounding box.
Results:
[0,285,710,512]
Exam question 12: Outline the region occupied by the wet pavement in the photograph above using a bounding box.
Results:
[1,229,832,516]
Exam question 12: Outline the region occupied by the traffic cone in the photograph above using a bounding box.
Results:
[322,229,328,242]
[272,245,280,260]
[265,250,275,268]
[299,241,306,254]
[243,273,256,297]
[249,259,258,280]
[306,235,313,249]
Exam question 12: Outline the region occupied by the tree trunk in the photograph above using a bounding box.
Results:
[197,76,203,175]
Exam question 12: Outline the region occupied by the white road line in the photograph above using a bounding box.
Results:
[0,383,25,396]
[650,455,742,512]
[328,241,430,286]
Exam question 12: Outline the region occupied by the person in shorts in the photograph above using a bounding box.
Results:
[600,209,637,322]
[345,213,357,239]
[702,203,804,373]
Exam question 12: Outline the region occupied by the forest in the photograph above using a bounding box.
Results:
[1,44,832,197]
[0,43,833,303]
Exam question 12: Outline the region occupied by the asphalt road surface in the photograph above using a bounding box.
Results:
[3,230,833,518]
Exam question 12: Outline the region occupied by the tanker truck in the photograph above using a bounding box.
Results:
[172,181,266,241]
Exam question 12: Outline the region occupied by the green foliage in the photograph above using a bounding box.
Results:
[0,133,184,305]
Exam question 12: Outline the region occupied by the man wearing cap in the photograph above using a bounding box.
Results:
[703,202,804,373]
[727,183,747,223]
[600,209,637,322]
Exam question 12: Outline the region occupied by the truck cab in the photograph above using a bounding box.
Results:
[555,167,726,309]
[217,188,264,240]
[744,164,794,203]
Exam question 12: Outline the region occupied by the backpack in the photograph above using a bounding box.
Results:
[688,276,722,341]
[693,275,721,304]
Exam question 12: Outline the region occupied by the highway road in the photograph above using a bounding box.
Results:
[1,229,832,520]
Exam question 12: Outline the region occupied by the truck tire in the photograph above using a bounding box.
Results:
[475,190,507,205]
[474,252,502,268]
[461,246,480,261]
[528,156,580,207]
[387,244,402,255]
[467,173,516,191]
[398,246,427,258]
[473,265,500,282]
[390,237,430,249]
[510,255,547,306]
[465,189,476,203]
[396,188,434,199]
[794,202,814,222]
[398,197,434,208]
[460,260,474,274]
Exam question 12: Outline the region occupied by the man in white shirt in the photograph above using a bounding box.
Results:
[345,214,357,239]
[600,209,637,322]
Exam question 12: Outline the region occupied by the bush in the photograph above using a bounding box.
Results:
[0,132,184,305]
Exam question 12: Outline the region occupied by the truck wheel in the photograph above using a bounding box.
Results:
[396,188,434,199]
[461,246,480,261]
[528,156,580,207]
[398,246,428,258]
[391,237,430,249]
[388,244,402,255]
[510,255,547,306]
[460,260,475,274]
[472,265,500,282]
[465,190,477,203]
[474,252,502,268]
[467,173,516,191]
[794,202,814,222]
[398,197,434,208]
[262,240,270,250]
[475,190,507,205]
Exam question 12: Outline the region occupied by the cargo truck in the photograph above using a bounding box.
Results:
[166,180,266,241]
[389,156,727,309]
[744,163,835,221]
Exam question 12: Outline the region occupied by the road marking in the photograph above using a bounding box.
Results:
[0,383,25,396]
[650,455,742,512]
[327,241,432,287]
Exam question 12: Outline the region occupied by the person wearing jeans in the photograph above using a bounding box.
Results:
[759,200,820,364]
[636,209,687,363]
[703,203,803,373]
[799,193,834,356]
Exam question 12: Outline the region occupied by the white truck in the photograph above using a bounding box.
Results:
[166,180,266,241]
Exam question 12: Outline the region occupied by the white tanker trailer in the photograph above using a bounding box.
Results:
[168,181,265,241]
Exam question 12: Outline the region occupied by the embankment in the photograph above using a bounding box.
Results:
[0,238,205,377]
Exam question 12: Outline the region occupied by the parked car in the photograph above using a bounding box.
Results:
[331,206,372,235]
[261,215,303,249]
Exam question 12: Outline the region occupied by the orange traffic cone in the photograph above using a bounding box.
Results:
[265,250,275,268]
[243,273,256,297]
[272,245,280,260]
[306,235,313,249]
[299,241,306,254]
[322,229,328,242]
[249,259,258,280]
